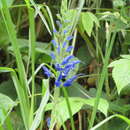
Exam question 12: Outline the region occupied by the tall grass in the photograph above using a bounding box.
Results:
[1,0,30,129]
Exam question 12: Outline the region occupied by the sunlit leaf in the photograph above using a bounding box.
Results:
[109,58,130,94]
[45,97,109,126]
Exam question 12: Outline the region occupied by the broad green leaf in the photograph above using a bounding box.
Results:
[46,97,108,125]
[0,80,17,100]
[8,39,51,55]
[0,93,16,125]
[120,55,130,60]
[0,0,14,8]
[82,12,99,36]
[109,58,130,94]
[82,12,94,36]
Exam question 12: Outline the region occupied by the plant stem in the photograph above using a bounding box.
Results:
[89,32,116,129]
[62,87,75,130]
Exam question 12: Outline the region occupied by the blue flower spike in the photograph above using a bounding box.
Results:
[42,66,52,78]
[44,19,81,88]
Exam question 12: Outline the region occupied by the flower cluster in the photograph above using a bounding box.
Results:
[42,21,80,87]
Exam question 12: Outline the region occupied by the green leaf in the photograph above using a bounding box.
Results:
[82,12,99,36]
[0,0,14,8]
[61,0,68,15]
[0,93,16,125]
[0,80,17,100]
[0,19,10,46]
[46,97,108,125]
[0,67,14,73]
[109,58,130,94]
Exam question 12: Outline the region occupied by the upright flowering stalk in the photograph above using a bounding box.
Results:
[42,20,80,88]
[42,20,78,130]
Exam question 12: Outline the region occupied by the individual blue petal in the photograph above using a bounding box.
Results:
[62,68,71,78]
[55,80,61,87]
[55,72,62,87]
[66,46,73,52]
[64,60,80,70]
[61,55,74,65]
[62,41,67,48]
[63,75,78,87]
[66,36,73,41]
[56,20,62,28]
[63,30,68,34]
[46,117,51,128]
[50,52,55,60]
[53,29,57,33]
[55,64,64,71]
[42,66,52,78]
[51,40,57,46]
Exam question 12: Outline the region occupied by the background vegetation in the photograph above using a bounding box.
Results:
[0,0,130,130]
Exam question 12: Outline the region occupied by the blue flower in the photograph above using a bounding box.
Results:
[53,29,57,33]
[50,52,55,60]
[66,46,73,52]
[51,40,57,47]
[55,72,63,87]
[62,68,71,78]
[42,66,52,78]
[66,36,73,41]
[46,117,51,128]
[63,30,68,34]
[61,55,74,65]
[55,64,64,71]
[63,75,79,87]
[65,60,80,70]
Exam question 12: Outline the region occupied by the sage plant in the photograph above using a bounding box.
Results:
[42,21,80,88]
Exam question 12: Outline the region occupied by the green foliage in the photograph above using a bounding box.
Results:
[0,0,130,129]
[0,93,16,125]
[45,97,108,125]
[0,0,14,8]
[81,12,99,36]
[109,55,130,94]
